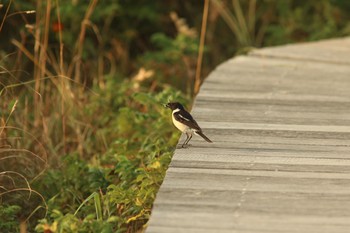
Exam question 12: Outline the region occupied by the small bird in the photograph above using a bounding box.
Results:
[165,102,212,148]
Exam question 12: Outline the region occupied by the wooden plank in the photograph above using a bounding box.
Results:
[249,37,350,64]
[149,168,350,233]
[146,37,350,233]
[159,167,350,193]
[148,211,350,233]
[200,56,350,101]
[200,56,350,104]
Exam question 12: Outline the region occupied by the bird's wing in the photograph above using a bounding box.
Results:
[173,110,201,131]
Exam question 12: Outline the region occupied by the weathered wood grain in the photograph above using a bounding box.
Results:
[146,37,350,233]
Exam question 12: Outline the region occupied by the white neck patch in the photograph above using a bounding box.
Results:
[172,108,181,113]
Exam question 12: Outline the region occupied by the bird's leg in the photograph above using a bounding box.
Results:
[181,133,189,148]
[181,132,192,148]
[184,133,193,146]
[186,134,193,145]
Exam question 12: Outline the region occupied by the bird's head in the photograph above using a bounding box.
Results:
[165,102,184,111]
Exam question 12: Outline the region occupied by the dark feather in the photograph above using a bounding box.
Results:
[195,131,212,143]
[173,110,201,131]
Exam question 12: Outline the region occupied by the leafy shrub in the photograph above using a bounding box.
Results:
[0,205,21,232]
[31,78,187,232]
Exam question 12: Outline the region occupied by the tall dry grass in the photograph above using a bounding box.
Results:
[211,0,260,47]
[6,0,102,158]
[1,0,103,228]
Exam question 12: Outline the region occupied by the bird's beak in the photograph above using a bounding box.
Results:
[163,103,169,108]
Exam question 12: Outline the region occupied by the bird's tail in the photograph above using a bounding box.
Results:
[195,131,212,143]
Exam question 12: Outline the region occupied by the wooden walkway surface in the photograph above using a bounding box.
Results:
[146,37,350,233]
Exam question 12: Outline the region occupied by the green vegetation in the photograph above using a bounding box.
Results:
[1,0,349,232]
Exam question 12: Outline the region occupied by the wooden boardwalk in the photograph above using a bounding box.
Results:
[146,37,350,233]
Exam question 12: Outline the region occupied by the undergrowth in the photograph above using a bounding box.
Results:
[1,76,188,232]
[1,1,193,232]
[31,81,187,232]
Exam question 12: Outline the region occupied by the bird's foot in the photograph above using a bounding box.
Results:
[178,144,191,149]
